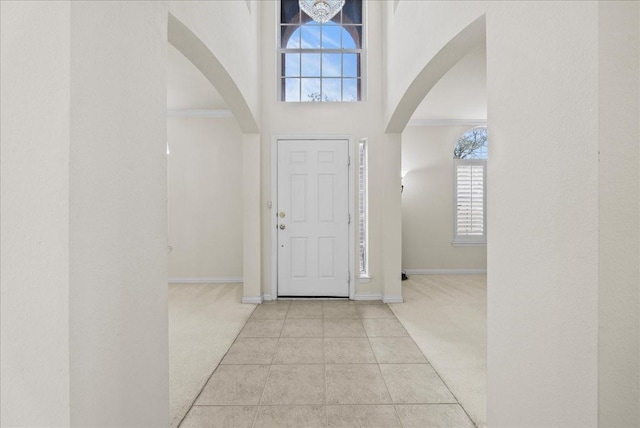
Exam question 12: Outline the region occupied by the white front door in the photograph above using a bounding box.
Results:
[277,139,350,297]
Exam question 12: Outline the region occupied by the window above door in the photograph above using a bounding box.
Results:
[279,0,364,102]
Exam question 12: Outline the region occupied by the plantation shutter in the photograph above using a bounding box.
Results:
[455,160,486,239]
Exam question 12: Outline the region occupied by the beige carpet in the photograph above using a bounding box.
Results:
[389,275,487,428]
[169,283,256,428]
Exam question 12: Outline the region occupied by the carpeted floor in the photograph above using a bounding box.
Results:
[390,274,487,427]
[169,283,256,428]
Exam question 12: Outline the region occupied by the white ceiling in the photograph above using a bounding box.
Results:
[167,40,486,120]
[410,44,487,122]
[167,43,227,110]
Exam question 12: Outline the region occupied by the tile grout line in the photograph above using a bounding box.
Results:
[177,302,260,428]
[250,302,290,428]
[322,302,328,427]
[370,304,405,427]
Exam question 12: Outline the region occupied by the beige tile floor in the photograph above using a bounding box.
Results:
[179,300,475,428]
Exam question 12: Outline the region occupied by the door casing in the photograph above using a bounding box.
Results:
[270,135,355,300]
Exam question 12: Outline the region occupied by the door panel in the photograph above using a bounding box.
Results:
[277,139,349,297]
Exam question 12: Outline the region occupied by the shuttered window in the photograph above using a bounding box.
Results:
[453,126,487,245]
[454,160,486,243]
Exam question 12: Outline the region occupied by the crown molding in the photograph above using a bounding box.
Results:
[167,109,234,118]
[406,119,487,127]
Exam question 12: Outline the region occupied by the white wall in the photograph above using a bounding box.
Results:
[1,2,71,425]
[401,125,487,271]
[168,117,243,280]
[1,2,170,426]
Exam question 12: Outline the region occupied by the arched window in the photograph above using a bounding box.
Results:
[280,0,363,102]
[453,127,487,160]
[453,127,487,244]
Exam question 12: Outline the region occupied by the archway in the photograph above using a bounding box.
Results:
[384,13,488,427]
[168,13,258,133]
[385,15,486,133]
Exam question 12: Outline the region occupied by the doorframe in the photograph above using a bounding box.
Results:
[270,135,355,300]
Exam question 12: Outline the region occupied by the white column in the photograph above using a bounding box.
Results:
[2,2,171,426]
[597,2,640,426]
[382,133,403,303]
[487,3,599,426]
[242,133,263,303]
[67,2,170,426]
[1,2,71,426]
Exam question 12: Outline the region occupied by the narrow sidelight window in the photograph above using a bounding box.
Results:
[358,139,369,276]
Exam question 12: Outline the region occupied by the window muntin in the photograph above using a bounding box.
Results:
[454,128,487,244]
[280,0,363,102]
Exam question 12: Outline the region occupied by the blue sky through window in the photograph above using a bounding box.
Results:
[282,13,362,102]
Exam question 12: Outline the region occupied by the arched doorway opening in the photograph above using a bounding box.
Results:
[384,14,487,427]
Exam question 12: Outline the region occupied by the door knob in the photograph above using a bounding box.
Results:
[279,224,286,230]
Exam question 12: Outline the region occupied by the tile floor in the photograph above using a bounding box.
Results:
[180,300,475,428]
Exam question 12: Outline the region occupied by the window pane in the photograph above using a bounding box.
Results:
[301,53,321,76]
[301,78,321,102]
[301,24,321,49]
[322,78,342,102]
[321,24,342,49]
[280,0,363,102]
[283,53,300,77]
[343,53,358,77]
[282,25,301,48]
[342,26,361,48]
[283,78,300,102]
[343,78,358,101]
[322,53,342,77]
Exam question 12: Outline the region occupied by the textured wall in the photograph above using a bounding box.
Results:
[597,2,640,427]
[486,2,599,426]
[0,2,72,425]
[68,2,169,426]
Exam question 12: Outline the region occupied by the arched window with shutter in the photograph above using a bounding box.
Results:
[453,127,487,244]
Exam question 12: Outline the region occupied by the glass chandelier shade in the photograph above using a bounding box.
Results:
[299,0,346,23]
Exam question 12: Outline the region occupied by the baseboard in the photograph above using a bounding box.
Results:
[168,277,243,284]
[403,269,487,275]
[262,294,274,301]
[383,295,404,304]
[241,296,263,304]
[354,293,383,301]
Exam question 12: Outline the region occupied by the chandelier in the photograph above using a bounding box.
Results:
[299,0,345,23]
